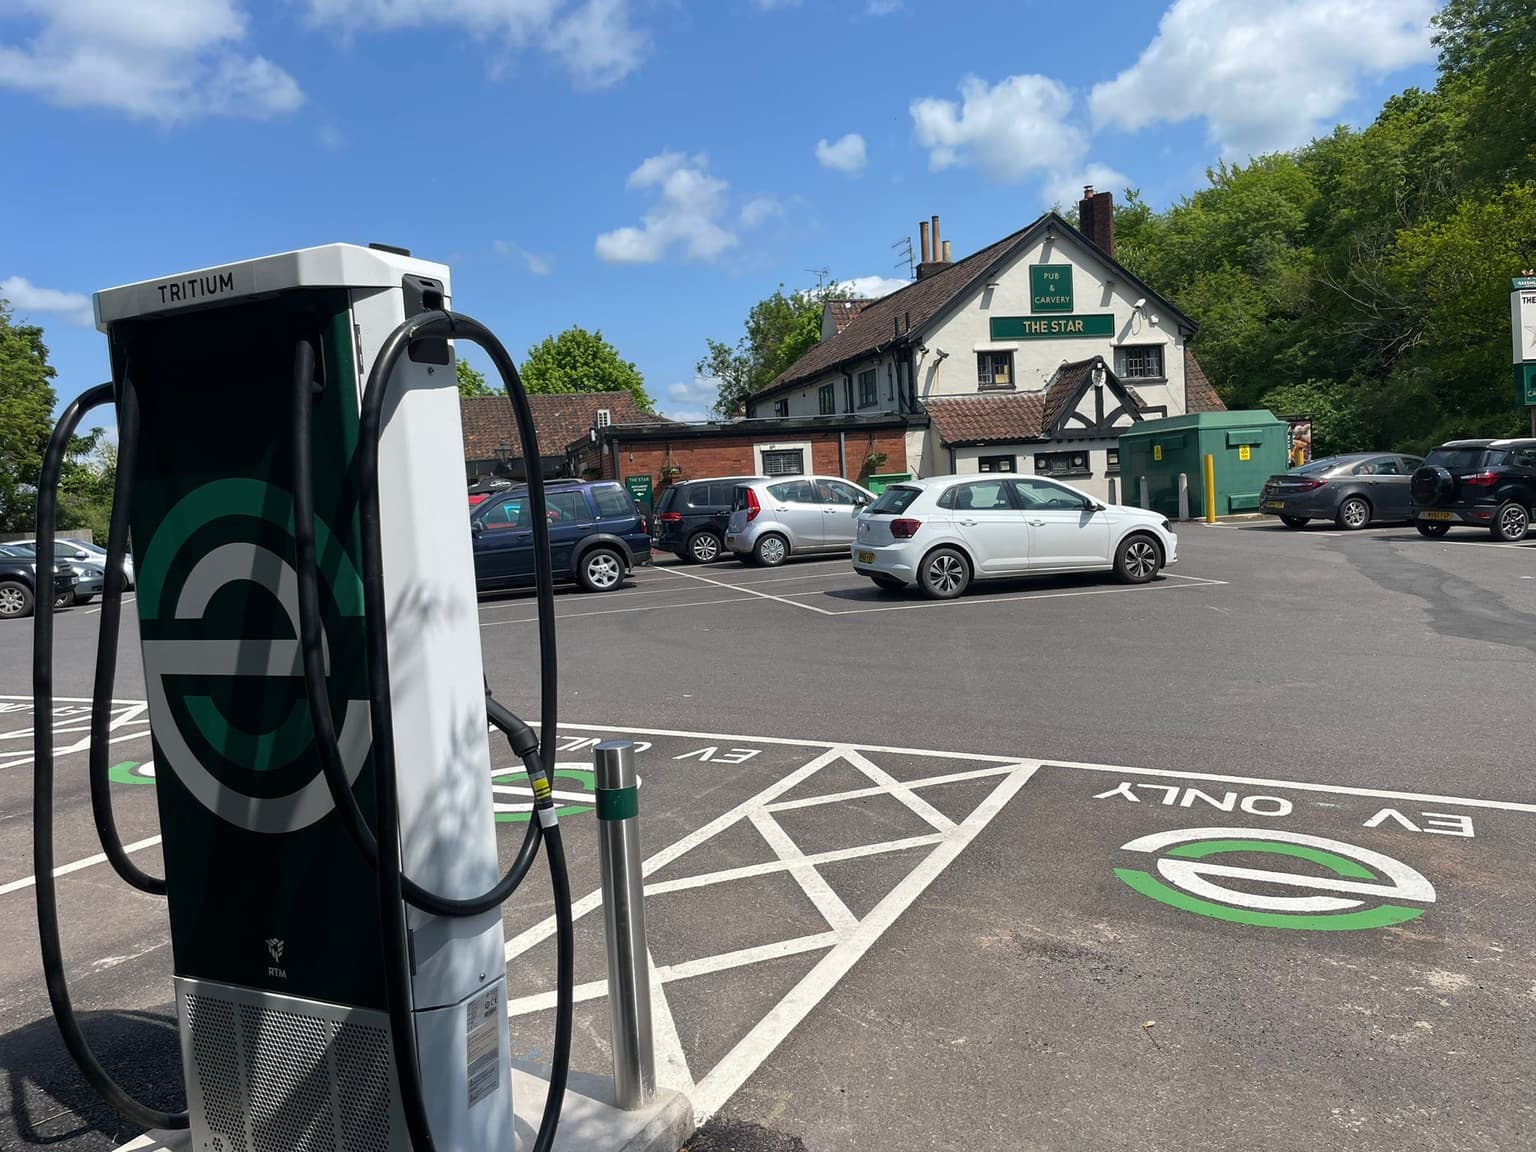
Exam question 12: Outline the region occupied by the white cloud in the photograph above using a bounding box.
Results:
[866,0,901,13]
[659,375,721,423]
[1043,163,1131,213]
[304,0,648,89]
[815,133,867,175]
[595,152,738,264]
[1090,0,1437,157]
[0,276,94,326]
[739,196,783,228]
[912,74,1085,184]
[493,240,554,276]
[0,0,302,121]
[840,275,907,299]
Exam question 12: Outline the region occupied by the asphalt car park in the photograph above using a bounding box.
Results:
[3,521,1535,1152]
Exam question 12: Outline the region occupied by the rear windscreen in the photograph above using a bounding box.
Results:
[731,485,752,511]
[655,487,678,513]
[1426,448,1502,470]
[867,486,921,514]
[1294,458,1339,475]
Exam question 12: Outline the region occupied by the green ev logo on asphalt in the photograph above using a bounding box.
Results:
[1115,827,1437,931]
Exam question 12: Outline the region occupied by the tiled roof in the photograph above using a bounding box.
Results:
[1042,359,1096,431]
[461,392,665,461]
[924,393,1047,447]
[764,228,1030,392]
[1184,349,1227,412]
[825,299,874,334]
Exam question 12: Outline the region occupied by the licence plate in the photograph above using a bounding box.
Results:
[856,550,876,564]
[1424,511,1454,521]
[1265,501,1286,510]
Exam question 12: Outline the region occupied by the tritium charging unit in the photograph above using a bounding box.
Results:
[91,245,513,1152]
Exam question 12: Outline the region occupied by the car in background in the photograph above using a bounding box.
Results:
[725,475,876,566]
[1258,452,1424,530]
[470,479,650,594]
[851,474,1177,599]
[652,476,764,563]
[6,542,106,605]
[0,545,78,618]
[1410,438,1536,541]
[468,475,513,508]
[14,536,133,589]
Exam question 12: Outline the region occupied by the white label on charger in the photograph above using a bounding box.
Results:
[465,987,501,1107]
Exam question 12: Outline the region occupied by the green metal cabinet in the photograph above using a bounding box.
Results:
[1118,411,1289,518]
[864,472,913,496]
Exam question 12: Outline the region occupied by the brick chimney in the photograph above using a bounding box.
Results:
[1078,186,1115,258]
[916,213,951,279]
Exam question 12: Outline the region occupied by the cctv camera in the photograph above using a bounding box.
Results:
[917,344,929,355]
[935,347,949,360]
[1133,298,1147,309]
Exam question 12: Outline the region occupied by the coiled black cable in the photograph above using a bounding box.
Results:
[32,381,189,1132]
[295,314,572,1152]
[290,338,547,915]
[87,369,166,895]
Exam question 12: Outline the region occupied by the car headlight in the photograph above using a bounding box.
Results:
[72,565,90,577]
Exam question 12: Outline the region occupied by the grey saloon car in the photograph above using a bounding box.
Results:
[1259,452,1425,529]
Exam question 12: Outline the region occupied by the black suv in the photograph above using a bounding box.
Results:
[652,476,764,563]
[471,479,650,593]
[1409,438,1536,540]
[0,545,77,619]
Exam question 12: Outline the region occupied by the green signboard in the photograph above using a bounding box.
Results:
[1517,363,1536,407]
[990,314,1115,340]
[1029,264,1073,312]
[625,473,654,511]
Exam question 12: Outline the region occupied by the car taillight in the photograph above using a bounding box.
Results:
[746,489,761,522]
[657,512,682,522]
[1462,470,1499,487]
[891,518,922,539]
[1294,478,1327,492]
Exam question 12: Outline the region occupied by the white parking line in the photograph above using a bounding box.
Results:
[650,565,838,616]
[775,572,1228,614]
[0,835,163,897]
[479,593,762,626]
[1431,537,1536,550]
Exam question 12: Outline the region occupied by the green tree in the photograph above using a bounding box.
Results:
[522,327,652,411]
[0,300,58,531]
[457,358,501,397]
[700,282,855,418]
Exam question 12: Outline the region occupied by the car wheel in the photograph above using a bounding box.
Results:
[686,531,723,564]
[1415,520,1451,538]
[73,593,95,606]
[1492,501,1530,542]
[0,581,33,619]
[1114,534,1162,584]
[577,547,625,592]
[753,533,789,568]
[54,586,75,609]
[918,548,970,599]
[870,574,905,593]
[1336,496,1371,531]
[1279,515,1310,529]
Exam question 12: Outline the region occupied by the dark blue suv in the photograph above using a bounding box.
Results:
[471,480,651,594]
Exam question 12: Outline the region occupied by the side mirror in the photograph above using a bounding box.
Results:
[470,520,484,536]
[1087,500,1105,512]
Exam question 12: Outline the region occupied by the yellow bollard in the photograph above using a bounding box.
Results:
[1203,453,1217,524]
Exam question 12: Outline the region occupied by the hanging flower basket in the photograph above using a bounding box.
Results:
[864,452,888,470]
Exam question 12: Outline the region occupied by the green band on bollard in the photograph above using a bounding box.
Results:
[596,786,639,821]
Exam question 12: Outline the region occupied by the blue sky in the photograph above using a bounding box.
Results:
[2,0,1440,432]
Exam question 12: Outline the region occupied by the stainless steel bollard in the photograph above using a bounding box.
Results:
[1177,473,1190,520]
[1139,476,1150,510]
[1107,476,1117,505]
[594,740,655,1109]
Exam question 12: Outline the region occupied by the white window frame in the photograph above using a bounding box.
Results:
[753,440,813,476]
[1116,345,1165,380]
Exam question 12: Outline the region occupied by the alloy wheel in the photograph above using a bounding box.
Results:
[586,553,622,589]
[1125,539,1158,580]
[0,586,25,616]
[926,553,965,594]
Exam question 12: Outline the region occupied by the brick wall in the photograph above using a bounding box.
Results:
[573,427,911,492]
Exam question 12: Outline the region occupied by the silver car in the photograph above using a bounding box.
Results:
[724,475,876,566]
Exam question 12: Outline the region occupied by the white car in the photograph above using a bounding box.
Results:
[852,474,1177,598]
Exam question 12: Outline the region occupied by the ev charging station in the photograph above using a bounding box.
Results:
[31,244,574,1152]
